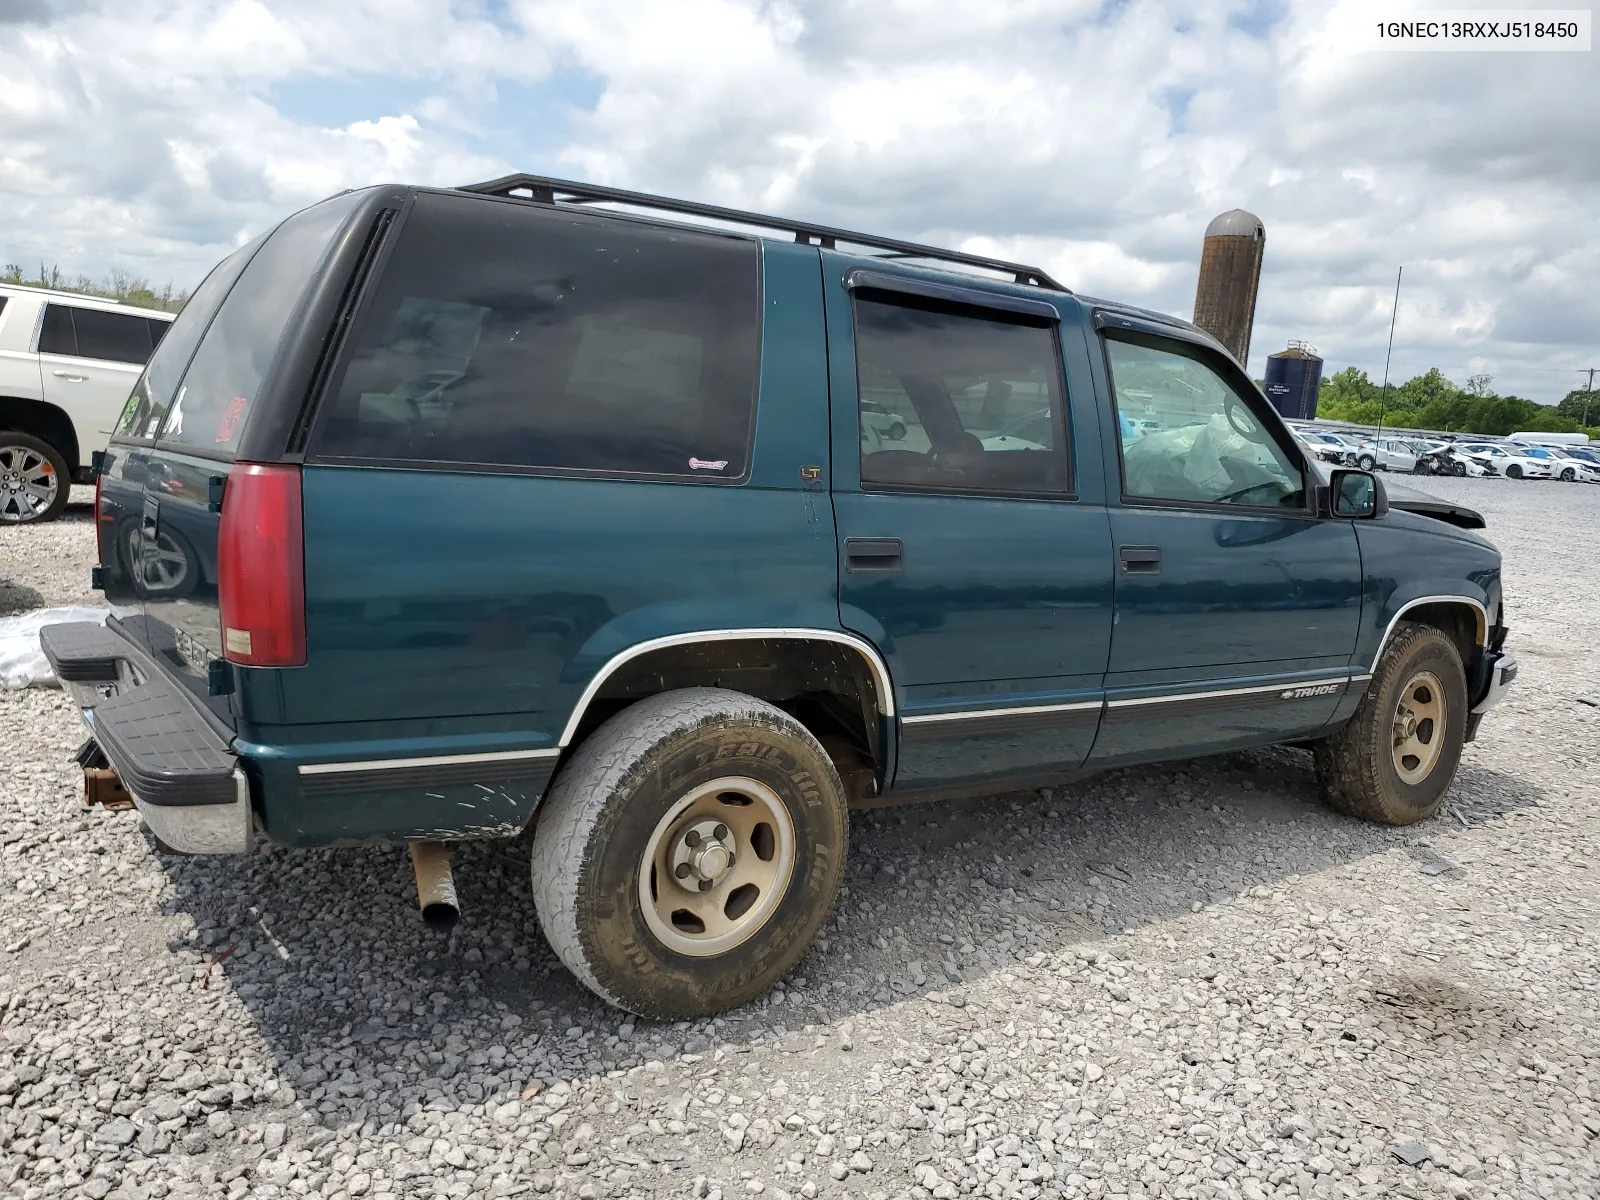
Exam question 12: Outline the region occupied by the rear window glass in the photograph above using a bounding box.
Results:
[72,308,156,364]
[117,239,262,440]
[38,304,76,356]
[311,192,761,481]
[157,192,361,455]
[854,292,1070,495]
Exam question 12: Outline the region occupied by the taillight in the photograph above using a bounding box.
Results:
[217,463,305,667]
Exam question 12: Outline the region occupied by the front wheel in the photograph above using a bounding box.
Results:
[1506,464,1523,479]
[1313,622,1467,825]
[1561,467,1576,482]
[530,688,848,1018]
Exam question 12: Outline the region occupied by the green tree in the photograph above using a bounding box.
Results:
[1557,388,1599,427]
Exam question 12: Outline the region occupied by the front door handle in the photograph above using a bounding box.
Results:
[845,537,903,573]
[1118,545,1161,574]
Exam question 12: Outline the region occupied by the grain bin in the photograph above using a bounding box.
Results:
[1264,341,1323,420]
[1193,209,1265,367]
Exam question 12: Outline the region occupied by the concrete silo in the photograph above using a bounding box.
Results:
[1193,209,1265,367]
[1264,341,1324,420]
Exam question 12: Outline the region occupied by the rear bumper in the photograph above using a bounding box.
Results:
[39,621,253,855]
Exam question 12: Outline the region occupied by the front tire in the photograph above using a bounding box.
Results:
[1357,454,1376,471]
[1313,622,1467,825]
[1506,464,1523,479]
[530,688,848,1018]
[1561,467,1576,482]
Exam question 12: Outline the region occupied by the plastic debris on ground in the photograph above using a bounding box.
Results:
[0,606,110,689]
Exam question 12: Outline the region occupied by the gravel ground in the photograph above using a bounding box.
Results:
[2,477,1597,1200]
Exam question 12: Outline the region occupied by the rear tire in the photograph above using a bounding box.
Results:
[0,433,70,524]
[530,687,848,1018]
[1452,461,1467,476]
[1313,622,1467,825]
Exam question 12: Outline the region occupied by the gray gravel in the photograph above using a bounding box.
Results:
[2,476,1597,1200]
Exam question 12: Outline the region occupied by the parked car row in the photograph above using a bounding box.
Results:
[1287,423,1600,483]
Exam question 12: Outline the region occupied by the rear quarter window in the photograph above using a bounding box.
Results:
[156,192,362,456]
[310,192,761,481]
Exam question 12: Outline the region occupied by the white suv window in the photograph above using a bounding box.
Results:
[38,303,163,366]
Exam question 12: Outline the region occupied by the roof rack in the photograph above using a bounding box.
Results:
[457,173,1068,292]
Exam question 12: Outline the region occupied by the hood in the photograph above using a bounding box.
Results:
[1380,477,1487,530]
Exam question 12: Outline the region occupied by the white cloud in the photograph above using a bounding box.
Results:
[0,0,1594,401]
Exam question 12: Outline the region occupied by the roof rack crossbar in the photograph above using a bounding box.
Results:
[457,173,1067,292]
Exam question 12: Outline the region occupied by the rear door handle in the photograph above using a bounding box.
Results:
[52,370,88,382]
[1118,545,1161,574]
[845,537,903,573]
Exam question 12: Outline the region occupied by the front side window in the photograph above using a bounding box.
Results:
[312,193,762,480]
[853,292,1070,495]
[1105,333,1304,509]
[159,192,361,455]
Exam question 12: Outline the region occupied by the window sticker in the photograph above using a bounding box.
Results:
[215,395,249,443]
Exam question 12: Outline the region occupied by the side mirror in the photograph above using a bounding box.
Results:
[1329,469,1385,519]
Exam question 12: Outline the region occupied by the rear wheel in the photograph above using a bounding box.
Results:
[1452,460,1468,476]
[1313,622,1467,825]
[0,433,69,524]
[530,687,848,1018]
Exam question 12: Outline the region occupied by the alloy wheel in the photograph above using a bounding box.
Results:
[638,776,796,957]
[0,443,60,523]
[1392,670,1447,786]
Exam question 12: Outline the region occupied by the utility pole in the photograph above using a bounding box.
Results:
[1586,368,1597,427]
[1377,267,1402,441]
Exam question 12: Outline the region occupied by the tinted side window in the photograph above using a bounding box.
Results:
[1105,333,1304,509]
[71,308,155,365]
[159,193,360,455]
[39,304,76,355]
[312,193,761,480]
[147,318,171,349]
[117,240,261,440]
[853,292,1070,495]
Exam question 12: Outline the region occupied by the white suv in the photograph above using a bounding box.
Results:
[0,285,174,522]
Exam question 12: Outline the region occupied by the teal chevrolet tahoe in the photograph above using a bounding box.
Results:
[43,176,1516,1018]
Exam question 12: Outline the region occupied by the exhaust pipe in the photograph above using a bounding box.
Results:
[408,841,459,933]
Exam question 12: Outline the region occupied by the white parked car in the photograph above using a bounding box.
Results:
[1453,441,1552,480]
[1296,430,1357,465]
[1371,436,1419,472]
[0,285,174,522]
[1529,445,1600,483]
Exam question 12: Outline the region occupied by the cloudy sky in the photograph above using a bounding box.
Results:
[2,0,1594,401]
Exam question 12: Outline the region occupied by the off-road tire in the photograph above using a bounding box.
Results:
[1313,622,1468,825]
[0,432,70,524]
[530,687,848,1018]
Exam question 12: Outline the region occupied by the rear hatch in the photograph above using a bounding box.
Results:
[102,190,370,725]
